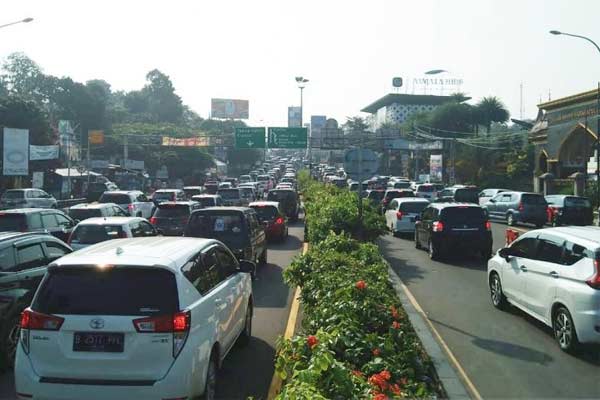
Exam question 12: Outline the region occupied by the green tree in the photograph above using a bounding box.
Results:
[142,69,183,123]
[342,116,369,132]
[0,52,46,103]
[475,96,510,133]
[0,96,51,144]
[429,102,474,134]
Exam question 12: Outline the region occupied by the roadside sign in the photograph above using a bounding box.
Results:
[88,130,104,144]
[235,127,265,149]
[268,127,307,149]
[344,149,380,181]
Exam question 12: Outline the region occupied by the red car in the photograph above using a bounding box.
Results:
[250,201,288,242]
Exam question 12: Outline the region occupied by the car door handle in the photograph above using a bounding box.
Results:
[520,265,528,272]
[549,271,559,279]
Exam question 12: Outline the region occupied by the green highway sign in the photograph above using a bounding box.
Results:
[268,127,308,149]
[235,127,266,149]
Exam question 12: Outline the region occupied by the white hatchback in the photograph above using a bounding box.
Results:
[385,198,430,235]
[15,237,254,400]
[488,227,600,353]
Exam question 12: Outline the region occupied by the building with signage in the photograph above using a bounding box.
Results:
[529,88,599,191]
[361,93,463,129]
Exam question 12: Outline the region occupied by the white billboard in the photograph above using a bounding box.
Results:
[3,128,29,176]
[30,145,59,161]
[430,154,443,182]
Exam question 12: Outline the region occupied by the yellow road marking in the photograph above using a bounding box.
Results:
[267,243,307,400]
[401,281,483,400]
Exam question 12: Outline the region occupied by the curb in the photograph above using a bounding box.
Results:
[388,266,476,400]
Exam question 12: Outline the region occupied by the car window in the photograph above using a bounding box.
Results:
[216,247,237,278]
[400,202,429,214]
[536,236,565,263]
[99,193,132,204]
[563,241,587,266]
[388,199,398,210]
[55,213,72,227]
[0,247,16,271]
[113,206,127,216]
[16,243,47,271]
[70,225,125,244]
[501,194,512,203]
[69,208,102,220]
[44,241,71,261]
[130,221,143,237]
[139,221,157,236]
[510,237,538,259]
[522,194,547,205]
[181,254,204,295]
[565,197,591,208]
[41,213,58,228]
[137,194,150,202]
[197,249,222,294]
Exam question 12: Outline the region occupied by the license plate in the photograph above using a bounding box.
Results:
[73,332,124,353]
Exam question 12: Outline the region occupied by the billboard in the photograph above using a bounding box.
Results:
[430,154,443,182]
[30,145,59,160]
[211,98,249,119]
[162,136,210,147]
[310,115,327,141]
[288,106,301,128]
[3,128,29,176]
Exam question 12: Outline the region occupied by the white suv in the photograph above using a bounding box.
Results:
[98,191,154,218]
[15,237,254,400]
[488,227,600,352]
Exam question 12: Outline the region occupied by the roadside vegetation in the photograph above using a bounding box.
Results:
[274,175,440,399]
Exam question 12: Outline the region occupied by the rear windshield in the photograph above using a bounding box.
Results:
[385,191,404,200]
[187,212,245,238]
[99,193,131,204]
[34,268,178,315]
[258,176,270,181]
[267,191,296,202]
[239,188,254,197]
[69,209,102,220]
[0,214,26,231]
[183,188,202,197]
[393,182,411,189]
[1,191,24,200]
[564,197,591,208]
[417,185,434,192]
[454,188,479,203]
[194,197,216,208]
[218,189,240,199]
[153,192,175,201]
[441,207,486,224]
[154,205,190,218]
[400,202,429,214]
[70,225,124,244]
[251,206,278,221]
[522,194,547,205]
[367,191,384,202]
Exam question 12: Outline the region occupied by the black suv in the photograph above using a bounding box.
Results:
[185,207,267,271]
[415,203,492,260]
[149,201,202,236]
[266,189,300,221]
[545,195,593,226]
[0,232,72,369]
[436,186,480,204]
[0,209,76,242]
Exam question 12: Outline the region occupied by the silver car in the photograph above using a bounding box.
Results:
[0,189,57,210]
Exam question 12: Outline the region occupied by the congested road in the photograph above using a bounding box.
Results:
[0,223,304,400]
[380,221,600,398]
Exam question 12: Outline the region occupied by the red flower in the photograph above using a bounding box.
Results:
[306,335,318,349]
[372,394,388,400]
[380,370,391,381]
[392,321,401,329]
[391,383,402,395]
[372,348,381,357]
[369,374,387,390]
[355,280,367,290]
[352,370,364,378]
[390,305,399,320]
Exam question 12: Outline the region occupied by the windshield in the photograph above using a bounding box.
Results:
[183,188,202,197]
[399,202,429,214]
[454,189,479,203]
[34,268,177,316]
[441,207,486,225]
[154,205,190,218]
[0,214,26,231]
[1,191,24,200]
[367,191,384,202]
[251,205,278,221]
[218,189,240,199]
[522,194,547,205]
[68,209,102,220]
[417,185,434,192]
[258,175,270,182]
[194,197,216,208]
[187,212,246,239]
[267,191,296,202]
[70,225,124,244]
[153,192,175,201]
[99,193,131,204]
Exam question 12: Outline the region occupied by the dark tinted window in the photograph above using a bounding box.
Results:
[29,213,43,229]
[216,247,237,278]
[393,182,411,189]
[440,207,486,224]
[41,214,58,228]
[510,237,538,259]
[197,250,221,294]
[251,205,278,221]
[454,188,479,203]
[218,189,241,199]
[99,193,132,204]
[35,268,178,315]
[399,202,429,214]
[0,247,15,271]
[565,197,591,208]
[16,243,46,270]
[267,191,296,202]
[536,237,564,263]
[522,194,547,205]
[55,213,72,227]
[367,191,384,202]
[70,225,124,244]
[69,209,102,220]
[1,191,24,200]
[44,241,70,261]
[187,212,245,238]
[417,185,435,192]
[563,241,586,266]
[385,191,403,200]
[153,192,175,202]
[154,205,190,218]
[0,214,26,231]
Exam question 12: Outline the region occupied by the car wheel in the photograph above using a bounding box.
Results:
[428,240,440,260]
[0,313,21,371]
[259,248,267,265]
[506,213,515,226]
[237,301,253,347]
[553,306,580,353]
[489,273,507,310]
[415,231,421,249]
[200,352,218,400]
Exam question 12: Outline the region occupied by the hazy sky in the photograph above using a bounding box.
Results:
[1,0,599,127]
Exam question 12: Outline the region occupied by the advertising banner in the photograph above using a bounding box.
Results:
[162,136,210,147]
[123,159,145,170]
[211,98,249,119]
[88,130,104,144]
[288,107,301,127]
[3,128,29,176]
[30,145,59,160]
[430,154,443,182]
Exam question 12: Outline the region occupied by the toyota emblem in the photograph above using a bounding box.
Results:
[89,318,105,330]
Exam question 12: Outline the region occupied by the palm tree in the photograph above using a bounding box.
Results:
[448,92,469,103]
[475,96,510,133]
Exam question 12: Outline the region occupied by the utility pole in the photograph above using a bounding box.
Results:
[357,135,363,240]
[123,134,129,166]
[86,133,91,191]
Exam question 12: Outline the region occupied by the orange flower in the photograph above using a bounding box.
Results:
[355,280,367,290]
[369,374,387,389]
[390,305,400,320]
[306,335,318,349]
[372,348,381,357]
[372,393,388,400]
[391,383,402,395]
[380,370,391,381]
[392,321,401,329]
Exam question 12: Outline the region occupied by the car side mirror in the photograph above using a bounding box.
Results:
[498,247,512,261]
[238,260,256,274]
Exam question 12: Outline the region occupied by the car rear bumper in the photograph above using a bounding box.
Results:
[393,220,417,233]
[572,307,600,344]
[433,232,492,252]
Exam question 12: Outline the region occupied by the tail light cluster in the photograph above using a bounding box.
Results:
[133,311,191,357]
[275,217,284,225]
[485,221,492,231]
[396,211,403,220]
[149,217,157,225]
[586,260,600,289]
[128,204,135,214]
[432,221,444,232]
[518,202,524,211]
[20,309,65,354]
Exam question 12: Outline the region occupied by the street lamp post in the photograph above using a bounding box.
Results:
[295,76,309,168]
[550,30,600,208]
[0,17,33,30]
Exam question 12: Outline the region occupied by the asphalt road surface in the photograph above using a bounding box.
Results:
[0,223,304,400]
[380,221,600,398]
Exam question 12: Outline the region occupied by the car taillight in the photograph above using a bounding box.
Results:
[275,217,284,225]
[518,202,524,211]
[20,309,65,354]
[586,260,600,289]
[396,211,403,220]
[133,311,191,358]
[150,217,157,225]
[432,221,444,232]
[485,221,492,231]
[128,204,134,213]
